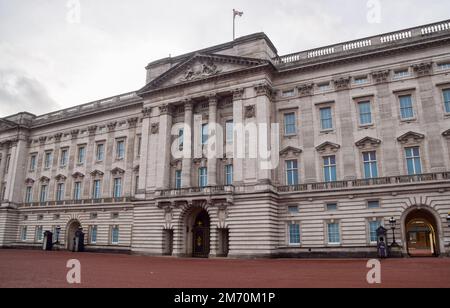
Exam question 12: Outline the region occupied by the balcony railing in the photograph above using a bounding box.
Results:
[155,186,235,198]
[22,197,132,207]
[274,19,450,65]
[278,172,450,193]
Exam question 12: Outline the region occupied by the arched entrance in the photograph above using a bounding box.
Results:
[184,208,210,258]
[405,209,439,257]
[66,220,81,251]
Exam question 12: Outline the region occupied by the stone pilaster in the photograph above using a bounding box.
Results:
[138,107,152,195]
[254,84,272,184]
[182,100,193,188]
[103,122,117,198]
[156,105,173,190]
[65,130,80,199]
[124,117,138,197]
[83,126,97,198]
[207,95,218,186]
[232,88,244,185]
[299,95,317,183]
[4,137,28,204]
[50,133,63,199]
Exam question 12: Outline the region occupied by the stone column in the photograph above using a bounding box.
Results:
[103,122,117,198]
[125,117,138,197]
[255,84,272,184]
[181,100,193,188]
[50,133,63,199]
[81,127,97,198]
[232,88,244,185]
[65,130,80,199]
[4,137,28,204]
[138,107,152,196]
[156,105,173,190]
[298,84,317,182]
[0,143,7,185]
[207,95,218,186]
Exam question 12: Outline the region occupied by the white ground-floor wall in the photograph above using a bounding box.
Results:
[1,189,449,258]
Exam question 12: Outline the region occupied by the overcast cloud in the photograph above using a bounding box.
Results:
[0,0,449,117]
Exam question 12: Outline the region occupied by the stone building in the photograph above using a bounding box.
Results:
[1,20,450,258]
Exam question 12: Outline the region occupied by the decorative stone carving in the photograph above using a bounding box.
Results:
[107,122,117,132]
[316,141,341,153]
[25,178,35,186]
[54,133,63,142]
[159,105,172,116]
[70,129,80,139]
[55,174,67,182]
[442,129,450,139]
[151,123,160,134]
[245,105,256,119]
[39,176,50,184]
[298,83,314,97]
[90,170,104,178]
[111,167,125,176]
[355,137,382,149]
[397,131,425,144]
[183,99,194,111]
[181,60,222,82]
[371,70,390,84]
[127,117,139,128]
[39,136,47,145]
[233,88,244,100]
[333,77,351,91]
[142,107,152,118]
[254,83,273,97]
[87,126,97,136]
[72,172,85,180]
[279,146,303,158]
[207,93,218,105]
[412,62,433,77]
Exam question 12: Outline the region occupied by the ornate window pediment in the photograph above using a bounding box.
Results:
[316,141,341,153]
[280,146,303,158]
[25,178,35,186]
[355,137,382,149]
[397,131,425,144]
[72,172,85,180]
[90,170,104,178]
[55,174,67,182]
[39,176,50,184]
[133,165,140,173]
[111,167,125,176]
[443,129,450,138]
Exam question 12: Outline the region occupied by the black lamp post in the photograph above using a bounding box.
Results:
[55,226,61,244]
[389,217,398,247]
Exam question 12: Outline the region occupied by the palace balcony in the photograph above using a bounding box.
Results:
[155,185,235,199]
[21,197,133,208]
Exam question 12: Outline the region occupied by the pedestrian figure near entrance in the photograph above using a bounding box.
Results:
[376,226,388,258]
[377,238,387,259]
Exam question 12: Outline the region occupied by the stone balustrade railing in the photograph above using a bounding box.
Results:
[31,92,138,126]
[277,172,450,193]
[274,20,450,65]
[21,197,133,208]
[155,186,235,198]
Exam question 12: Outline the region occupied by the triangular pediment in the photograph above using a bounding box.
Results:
[280,146,303,157]
[316,141,341,153]
[397,131,425,143]
[138,53,269,93]
[0,118,18,132]
[355,136,382,148]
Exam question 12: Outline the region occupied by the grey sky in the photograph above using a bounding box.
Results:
[0,0,449,117]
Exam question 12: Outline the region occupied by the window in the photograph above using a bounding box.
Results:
[137,136,142,156]
[96,144,105,161]
[116,140,125,160]
[369,220,382,243]
[90,213,98,220]
[111,212,119,219]
[354,76,369,85]
[225,165,233,186]
[135,176,139,194]
[327,223,340,244]
[394,69,410,79]
[284,113,297,135]
[25,186,33,203]
[368,200,380,209]
[113,178,122,198]
[282,89,295,98]
[318,83,330,92]
[92,180,101,199]
[201,124,209,145]
[77,146,86,164]
[5,155,10,174]
[363,151,378,179]
[199,167,208,188]
[73,182,82,200]
[29,155,37,171]
[438,63,450,70]
[175,170,182,189]
[399,95,414,119]
[60,149,68,167]
[89,226,98,244]
[178,129,184,150]
[21,226,27,241]
[39,185,48,203]
[326,203,338,211]
[35,226,43,242]
[443,89,450,113]
[405,147,422,175]
[111,226,119,245]
[285,160,299,186]
[320,107,333,130]
[358,101,372,125]
[289,223,301,245]
[323,156,337,182]
[44,152,52,169]
[226,120,234,144]
[56,183,65,201]
[288,206,299,214]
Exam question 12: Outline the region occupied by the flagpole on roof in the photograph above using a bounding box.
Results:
[233,9,244,40]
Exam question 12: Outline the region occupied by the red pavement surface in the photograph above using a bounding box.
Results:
[0,249,449,288]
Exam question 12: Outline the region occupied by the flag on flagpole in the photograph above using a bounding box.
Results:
[233,9,244,17]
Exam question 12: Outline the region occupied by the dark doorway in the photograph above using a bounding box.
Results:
[163,229,174,256]
[217,228,230,257]
[405,209,439,257]
[192,210,210,258]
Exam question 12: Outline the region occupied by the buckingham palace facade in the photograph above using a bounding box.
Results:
[1,20,450,258]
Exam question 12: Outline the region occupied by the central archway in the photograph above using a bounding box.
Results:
[184,208,211,258]
[66,220,81,251]
[404,209,439,257]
